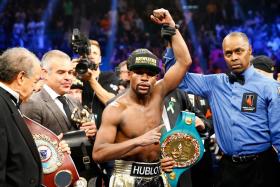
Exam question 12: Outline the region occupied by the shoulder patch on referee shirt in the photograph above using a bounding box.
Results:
[241,93,257,112]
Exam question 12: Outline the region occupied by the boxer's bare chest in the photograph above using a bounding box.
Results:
[119,103,162,138]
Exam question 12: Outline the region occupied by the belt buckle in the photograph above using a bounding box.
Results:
[83,156,90,164]
[231,155,257,163]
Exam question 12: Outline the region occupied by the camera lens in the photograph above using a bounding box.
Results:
[75,62,88,74]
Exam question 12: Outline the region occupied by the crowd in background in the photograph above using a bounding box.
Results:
[1,1,280,186]
[0,0,279,72]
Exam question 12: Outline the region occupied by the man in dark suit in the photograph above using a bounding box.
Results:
[0,47,43,186]
[21,50,97,181]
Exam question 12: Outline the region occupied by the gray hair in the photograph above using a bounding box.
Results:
[41,50,71,72]
[0,47,40,82]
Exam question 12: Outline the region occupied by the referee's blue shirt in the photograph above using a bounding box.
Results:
[164,48,280,160]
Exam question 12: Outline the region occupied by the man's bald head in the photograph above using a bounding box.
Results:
[222,32,250,49]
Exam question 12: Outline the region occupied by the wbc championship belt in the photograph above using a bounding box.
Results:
[160,111,204,187]
[23,116,82,187]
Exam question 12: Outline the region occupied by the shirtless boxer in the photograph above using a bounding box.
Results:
[93,8,192,187]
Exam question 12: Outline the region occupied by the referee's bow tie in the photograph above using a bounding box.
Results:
[226,72,245,85]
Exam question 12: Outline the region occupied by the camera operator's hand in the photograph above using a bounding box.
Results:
[76,67,100,81]
[83,65,116,105]
[150,8,176,28]
[88,68,100,80]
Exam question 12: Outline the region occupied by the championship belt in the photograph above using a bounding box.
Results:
[160,111,204,187]
[23,116,84,187]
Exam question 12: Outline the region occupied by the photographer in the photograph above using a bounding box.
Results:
[72,32,119,180]
[74,38,119,129]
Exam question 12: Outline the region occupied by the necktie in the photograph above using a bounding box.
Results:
[226,72,245,85]
[57,95,72,122]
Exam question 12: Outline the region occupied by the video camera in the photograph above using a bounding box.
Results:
[71,28,98,75]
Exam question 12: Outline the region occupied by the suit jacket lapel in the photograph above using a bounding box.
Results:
[12,112,42,167]
[40,88,72,132]
[0,88,42,170]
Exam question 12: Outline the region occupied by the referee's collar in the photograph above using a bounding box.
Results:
[242,65,255,80]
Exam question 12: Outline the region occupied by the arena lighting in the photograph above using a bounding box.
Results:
[42,0,59,26]
[0,0,8,13]
[179,0,207,72]
[102,0,118,71]
[37,0,59,51]
[231,0,245,21]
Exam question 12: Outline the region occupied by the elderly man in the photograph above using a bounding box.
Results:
[0,47,70,186]
[0,47,42,186]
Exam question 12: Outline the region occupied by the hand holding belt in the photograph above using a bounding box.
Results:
[23,116,80,187]
[160,111,204,187]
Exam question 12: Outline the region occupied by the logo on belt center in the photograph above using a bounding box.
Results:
[161,132,200,167]
[33,134,64,174]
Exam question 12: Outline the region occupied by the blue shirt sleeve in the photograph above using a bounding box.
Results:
[163,47,219,99]
[266,82,280,161]
[181,73,215,98]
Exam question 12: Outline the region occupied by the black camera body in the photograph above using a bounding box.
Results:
[71,28,98,74]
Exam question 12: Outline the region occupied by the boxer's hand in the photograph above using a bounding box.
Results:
[136,124,164,146]
[150,8,175,27]
[161,157,176,172]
